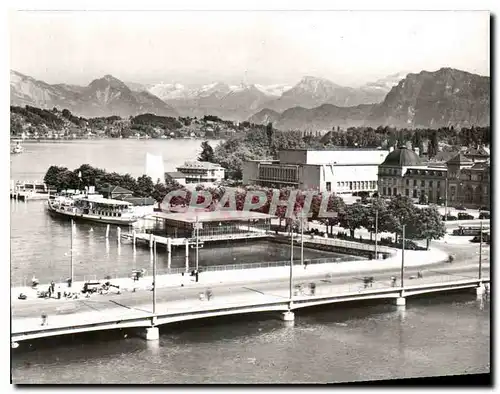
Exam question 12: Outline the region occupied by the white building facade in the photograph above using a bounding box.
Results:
[242,148,389,194]
[170,161,225,187]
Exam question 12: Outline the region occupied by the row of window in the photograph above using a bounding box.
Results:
[326,180,377,192]
[259,166,298,182]
[381,168,446,177]
[91,210,122,217]
[381,187,441,200]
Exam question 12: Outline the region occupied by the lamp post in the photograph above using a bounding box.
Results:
[300,211,304,267]
[478,221,483,282]
[444,177,448,221]
[70,219,74,287]
[195,216,199,272]
[374,208,379,260]
[153,237,157,315]
[290,224,294,301]
[400,224,406,289]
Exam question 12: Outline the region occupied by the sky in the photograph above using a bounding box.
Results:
[9,10,490,87]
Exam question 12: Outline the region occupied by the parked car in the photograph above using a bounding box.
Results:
[455,205,467,211]
[479,206,489,211]
[442,214,458,221]
[458,212,474,220]
[479,212,490,220]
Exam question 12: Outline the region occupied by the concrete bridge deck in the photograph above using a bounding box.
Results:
[12,258,489,343]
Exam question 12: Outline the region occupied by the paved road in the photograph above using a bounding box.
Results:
[12,259,489,320]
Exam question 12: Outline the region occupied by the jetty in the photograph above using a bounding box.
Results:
[10,180,55,201]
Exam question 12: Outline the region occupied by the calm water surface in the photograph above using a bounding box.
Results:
[10,140,490,383]
[11,294,490,384]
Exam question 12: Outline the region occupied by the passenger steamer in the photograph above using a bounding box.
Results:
[47,191,139,225]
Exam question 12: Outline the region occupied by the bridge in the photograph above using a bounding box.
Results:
[11,277,489,343]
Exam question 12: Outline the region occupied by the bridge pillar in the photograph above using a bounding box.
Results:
[394,297,406,307]
[117,227,121,244]
[149,233,153,248]
[476,284,486,296]
[167,238,172,269]
[142,327,159,341]
[282,311,295,321]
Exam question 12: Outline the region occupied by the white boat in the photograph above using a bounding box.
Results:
[47,193,139,225]
[11,141,24,154]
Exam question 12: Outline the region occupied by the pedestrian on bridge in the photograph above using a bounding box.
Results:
[41,312,47,326]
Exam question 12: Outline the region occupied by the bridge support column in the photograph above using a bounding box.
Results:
[117,227,121,244]
[149,233,153,248]
[185,239,189,272]
[476,284,486,296]
[132,230,136,246]
[282,311,295,321]
[167,238,172,269]
[394,297,406,307]
[142,327,159,341]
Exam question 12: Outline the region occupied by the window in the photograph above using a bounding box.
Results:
[421,180,425,187]
[437,181,441,188]
[405,189,409,196]
[388,188,392,196]
[393,188,397,196]
[406,179,409,186]
[326,182,331,192]
[413,180,417,186]
[383,187,387,195]
[349,182,353,190]
[429,180,433,187]
[413,190,417,198]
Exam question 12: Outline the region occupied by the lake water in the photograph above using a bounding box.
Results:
[10,139,490,383]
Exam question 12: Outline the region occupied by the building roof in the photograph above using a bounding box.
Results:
[446,153,473,165]
[177,161,223,170]
[380,147,423,167]
[118,196,156,206]
[99,185,134,195]
[165,171,186,179]
[151,210,274,223]
[84,196,133,206]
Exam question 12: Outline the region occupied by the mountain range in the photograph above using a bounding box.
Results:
[10,71,178,118]
[249,68,490,130]
[10,68,490,128]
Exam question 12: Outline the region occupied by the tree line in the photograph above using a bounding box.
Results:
[43,164,445,249]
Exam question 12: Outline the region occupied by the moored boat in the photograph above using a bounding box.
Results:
[47,193,139,225]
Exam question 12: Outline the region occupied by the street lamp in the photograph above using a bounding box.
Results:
[69,219,74,287]
[444,177,448,221]
[400,224,406,289]
[290,222,294,302]
[300,210,304,267]
[153,237,157,314]
[374,208,379,260]
[479,221,483,282]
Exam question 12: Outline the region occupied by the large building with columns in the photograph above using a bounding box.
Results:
[242,148,389,194]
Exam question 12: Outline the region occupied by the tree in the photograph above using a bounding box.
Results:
[386,196,417,242]
[407,207,446,249]
[136,175,155,198]
[266,122,274,150]
[198,141,215,162]
[43,165,77,191]
[338,203,368,238]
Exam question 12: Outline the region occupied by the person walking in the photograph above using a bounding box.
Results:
[41,313,47,326]
[206,288,213,301]
[50,281,55,294]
